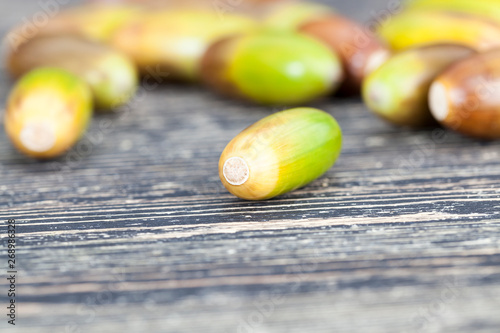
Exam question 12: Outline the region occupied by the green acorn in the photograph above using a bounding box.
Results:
[201,31,343,105]
[219,107,342,200]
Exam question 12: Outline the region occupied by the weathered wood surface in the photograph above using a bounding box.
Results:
[0,1,500,332]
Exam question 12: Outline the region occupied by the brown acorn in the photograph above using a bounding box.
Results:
[429,49,500,139]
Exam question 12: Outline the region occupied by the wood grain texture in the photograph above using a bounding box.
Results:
[0,1,500,332]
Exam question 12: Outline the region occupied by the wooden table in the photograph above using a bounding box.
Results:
[1,1,499,332]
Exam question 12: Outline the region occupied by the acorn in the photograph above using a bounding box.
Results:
[299,13,390,95]
[429,49,500,139]
[201,30,343,105]
[378,10,500,52]
[6,35,138,110]
[219,107,342,200]
[406,0,500,25]
[5,3,141,49]
[4,67,93,159]
[109,8,257,81]
[362,44,475,127]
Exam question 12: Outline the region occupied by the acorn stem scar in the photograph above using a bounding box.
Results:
[223,157,249,186]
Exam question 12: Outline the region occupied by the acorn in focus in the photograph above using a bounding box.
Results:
[201,31,343,105]
[219,107,342,200]
[6,35,138,110]
[429,49,500,139]
[4,67,93,159]
[362,44,475,127]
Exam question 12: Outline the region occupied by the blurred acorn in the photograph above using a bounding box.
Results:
[7,35,138,110]
[363,44,475,127]
[200,30,343,105]
[406,0,500,25]
[378,10,500,52]
[429,49,500,139]
[109,9,257,81]
[219,107,342,200]
[4,67,93,159]
[5,3,141,50]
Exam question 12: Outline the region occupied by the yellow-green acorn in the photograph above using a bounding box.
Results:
[5,3,141,47]
[378,10,500,52]
[201,31,343,105]
[110,8,257,81]
[219,108,342,200]
[4,67,93,159]
[406,0,500,25]
[362,44,475,127]
[6,35,138,110]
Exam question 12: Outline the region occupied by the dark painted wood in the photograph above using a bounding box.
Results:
[0,1,499,332]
